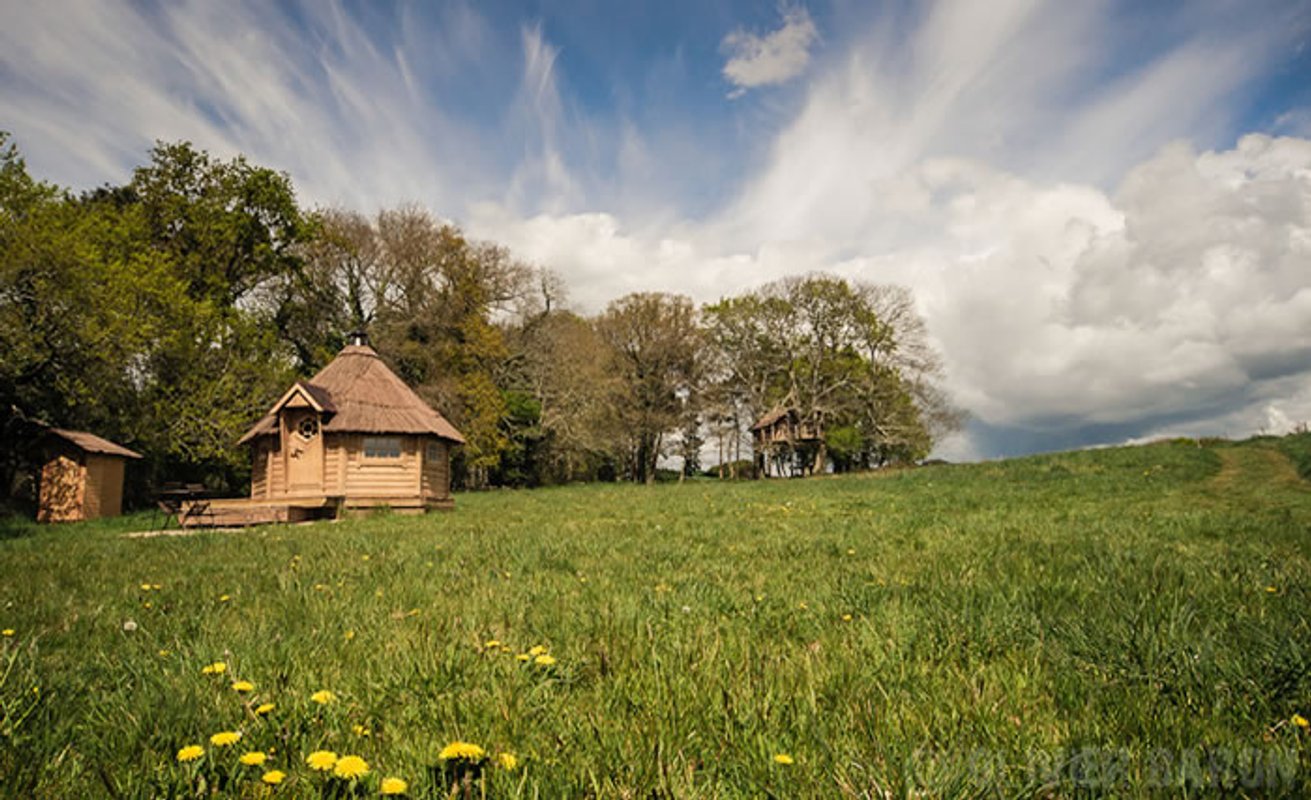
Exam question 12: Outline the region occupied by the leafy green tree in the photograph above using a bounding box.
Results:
[596,293,703,484]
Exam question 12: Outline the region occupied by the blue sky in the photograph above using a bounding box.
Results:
[2,0,1310,460]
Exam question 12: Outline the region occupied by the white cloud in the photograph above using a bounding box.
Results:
[721,7,819,96]
[3,0,1309,459]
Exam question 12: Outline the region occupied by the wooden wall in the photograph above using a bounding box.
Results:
[249,432,453,507]
[84,455,125,518]
[421,439,451,500]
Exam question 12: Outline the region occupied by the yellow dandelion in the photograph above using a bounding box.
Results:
[352,724,371,737]
[343,630,356,641]
[311,689,337,705]
[1,629,14,637]
[239,751,268,766]
[534,654,557,666]
[157,649,170,657]
[774,753,795,765]
[219,594,231,602]
[846,548,856,556]
[1294,713,1309,729]
[380,776,409,795]
[152,584,162,590]
[483,639,501,649]
[143,601,153,609]
[231,680,254,693]
[841,614,853,622]
[498,752,518,771]
[797,601,808,610]
[515,653,530,662]
[333,754,369,780]
[262,769,286,785]
[176,745,204,762]
[361,554,371,561]
[140,583,152,591]
[438,741,486,762]
[306,750,338,771]
[210,731,242,747]
[527,645,547,656]
[201,661,227,675]
[1266,586,1278,593]
[255,702,275,715]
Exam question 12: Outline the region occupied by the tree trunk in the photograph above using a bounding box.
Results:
[812,441,826,475]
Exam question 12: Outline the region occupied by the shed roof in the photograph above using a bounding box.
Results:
[48,428,143,459]
[238,344,466,445]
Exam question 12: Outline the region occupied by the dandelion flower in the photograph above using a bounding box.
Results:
[176,745,204,762]
[256,702,275,715]
[380,776,409,795]
[333,754,369,779]
[311,689,337,705]
[534,654,557,666]
[846,548,856,556]
[1294,714,1309,729]
[239,751,268,766]
[484,639,501,649]
[841,614,853,622]
[1266,586,1278,593]
[140,583,152,591]
[306,750,338,771]
[231,680,254,693]
[438,741,486,762]
[261,769,285,785]
[152,584,162,590]
[774,753,795,765]
[219,594,231,602]
[527,645,547,656]
[2,629,13,637]
[352,724,370,737]
[515,653,530,662]
[157,649,171,657]
[498,752,518,771]
[210,731,242,747]
[201,661,227,675]
[343,630,356,641]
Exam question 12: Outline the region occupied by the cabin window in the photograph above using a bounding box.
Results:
[296,417,319,441]
[426,442,441,461]
[363,436,402,459]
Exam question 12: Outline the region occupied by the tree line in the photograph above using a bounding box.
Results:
[0,135,961,508]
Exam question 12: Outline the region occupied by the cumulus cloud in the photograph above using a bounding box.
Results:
[3,0,1310,458]
[721,7,819,97]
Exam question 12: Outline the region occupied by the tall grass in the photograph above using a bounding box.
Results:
[0,437,1308,797]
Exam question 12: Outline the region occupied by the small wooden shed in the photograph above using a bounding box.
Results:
[234,334,465,515]
[38,429,142,522]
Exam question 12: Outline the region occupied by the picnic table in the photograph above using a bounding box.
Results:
[154,483,214,529]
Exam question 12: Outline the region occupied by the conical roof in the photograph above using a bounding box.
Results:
[238,344,465,444]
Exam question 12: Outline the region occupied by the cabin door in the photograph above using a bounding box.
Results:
[284,409,324,495]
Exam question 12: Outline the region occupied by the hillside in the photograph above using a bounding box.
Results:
[1,436,1309,796]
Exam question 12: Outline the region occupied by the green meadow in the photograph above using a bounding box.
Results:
[2,436,1310,798]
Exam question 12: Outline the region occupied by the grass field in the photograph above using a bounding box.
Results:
[1,435,1310,798]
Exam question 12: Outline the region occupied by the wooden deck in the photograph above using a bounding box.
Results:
[178,495,453,527]
[179,496,343,528]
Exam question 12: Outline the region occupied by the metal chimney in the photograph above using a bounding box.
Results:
[347,330,370,347]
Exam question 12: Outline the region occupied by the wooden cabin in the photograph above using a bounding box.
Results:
[38,429,142,522]
[232,334,465,519]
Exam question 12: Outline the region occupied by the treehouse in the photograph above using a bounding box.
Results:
[750,406,822,478]
[182,334,464,527]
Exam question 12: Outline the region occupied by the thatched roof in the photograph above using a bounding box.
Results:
[238,344,465,445]
[48,428,142,459]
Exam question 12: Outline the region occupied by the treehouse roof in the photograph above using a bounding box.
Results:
[238,344,466,445]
